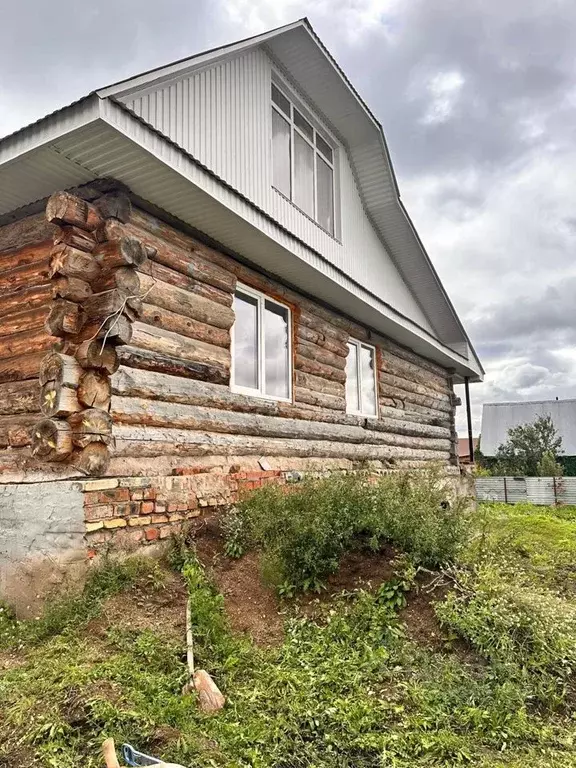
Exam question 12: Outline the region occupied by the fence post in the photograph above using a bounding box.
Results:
[553,476,557,506]
[503,476,508,503]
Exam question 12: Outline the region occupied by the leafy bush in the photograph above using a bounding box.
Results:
[494,415,563,476]
[227,469,470,593]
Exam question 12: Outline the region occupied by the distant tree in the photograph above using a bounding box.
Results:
[493,415,563,477]
[537,450,563,478]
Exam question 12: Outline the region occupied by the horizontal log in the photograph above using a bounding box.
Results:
[46,191,103,231]
[0,259,50,293]
[0,380,40,415]
[69,408,113,448]
[296,324,348,358]
[138,274,234,330]
[379,371,452,406]
[53,225,97,253]
[0,329,54,361]
[0,215,54,254]
[49,245,101,282]
[78,370,111,411]
[83,290,142,321]
[31,418,73,460]
[0,352,44,383]
[124,215,236,293]
[45,299,86,337]
[0,285,52,318]
[295,370,344,398]
[93,238,149,271]
[295,353,346,383]
[113,425,450,463]
[379,383,452,415]
[0,306,48,338]
[0,414,36,447]
[52,275,93,302]
[379,351,450,395]
[296,340,347,370]
[117,346,229,385]
[378,337,449,381]
[140,260,233,307]
[139,303,230,349]
[294,386,346,411]
[131,321,230,370]
[378,404,451,430]
[0,240,52,271]
[299,309,349,342]
[76,315,133,346]
[363,417,451,440]
[91,267,140,297]
[111,396,451,452]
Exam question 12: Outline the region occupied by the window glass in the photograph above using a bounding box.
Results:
[360,344,377,415]
[264,300,290,399]
[272,109,291,198]
[271,84,290,117]
[293,132,315,218]
[233,292,259,390]
[316,155,334,234]
[294,109,313,141]
[345,342,360,413]
[316,133,333,163]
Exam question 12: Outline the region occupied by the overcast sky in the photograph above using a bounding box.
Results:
[2,0,574,435]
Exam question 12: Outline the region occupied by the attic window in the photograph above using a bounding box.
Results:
[271,83,335,235]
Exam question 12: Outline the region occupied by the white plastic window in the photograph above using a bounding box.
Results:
[345,339,377,416]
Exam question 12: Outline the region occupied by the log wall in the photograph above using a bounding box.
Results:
[0,187,460,559]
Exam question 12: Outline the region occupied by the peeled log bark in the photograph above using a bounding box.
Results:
[31,418,73,461]
[75,339,119,374]
[49,245,101,282]
[139,303,230,348]
[0,240,52,271]
[91,267,140,297]
[94,238,149,270]
[0,259,51,293]
[46,192,102,231]
[131,322,230,370]
[0,352,44,383]
[0,306,48,338]
[0,380,40,415]
[69,408,113,448]
[0,329,54,361]
[78,370,111,410]
[71,442,110,475]
[52,276,93,302]
[116,346,229,385]
[138,273,234,330]
[53,225,97,253]
[45,299,86,337]
[0,285,52,319]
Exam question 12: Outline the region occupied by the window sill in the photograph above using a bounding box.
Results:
[230,385,293,405]
[272,187,341,244]
[347,410,379,420]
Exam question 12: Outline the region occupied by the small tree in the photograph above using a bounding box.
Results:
[493,415,563,477]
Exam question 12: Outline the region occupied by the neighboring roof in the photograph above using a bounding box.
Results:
[458,437,479,459]
[481,399,576,456]
[0,19,482,381]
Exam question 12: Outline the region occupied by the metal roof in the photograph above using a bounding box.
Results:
[0,20,483,381]
[481,399,576,455]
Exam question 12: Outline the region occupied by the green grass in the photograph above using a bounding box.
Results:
[1,499,575,767]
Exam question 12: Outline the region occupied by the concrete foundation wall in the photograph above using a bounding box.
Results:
[0,480,86,615]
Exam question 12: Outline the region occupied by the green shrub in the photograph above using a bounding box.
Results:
[228,469,470,593]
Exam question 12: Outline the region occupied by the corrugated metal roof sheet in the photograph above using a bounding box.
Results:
[481,399,576,455]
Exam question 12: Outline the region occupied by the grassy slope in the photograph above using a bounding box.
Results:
[0,502,575,768]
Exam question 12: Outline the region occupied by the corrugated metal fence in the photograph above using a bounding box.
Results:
[475,476,576,505]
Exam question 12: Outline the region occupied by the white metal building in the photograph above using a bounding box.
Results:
[481,399,576,456]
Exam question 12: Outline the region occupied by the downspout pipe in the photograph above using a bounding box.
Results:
[464,377,474,464]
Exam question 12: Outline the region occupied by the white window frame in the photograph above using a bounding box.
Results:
[345,338,379,418]
[271,80,336,235]
[231,283,292,403]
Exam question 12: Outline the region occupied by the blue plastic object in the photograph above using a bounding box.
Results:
[122,743,161,766]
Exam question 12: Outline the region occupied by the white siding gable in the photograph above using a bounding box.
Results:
[120,47,435,334]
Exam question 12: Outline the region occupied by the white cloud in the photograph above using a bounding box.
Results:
[420,70,465,124]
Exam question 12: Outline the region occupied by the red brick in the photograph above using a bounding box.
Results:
[114,502,141,517]
[131,490,144,501]
[159,527,172,539]
[141,501,155,515]
[98,488,130,503]
[167,501,179,513]
[83,491,100,505]
[85,504,114,522]
[143,488,157,500]
[145,528,159,541]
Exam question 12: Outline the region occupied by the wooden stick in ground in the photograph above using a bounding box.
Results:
[182,598,225,713]
[102,738,121,768]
